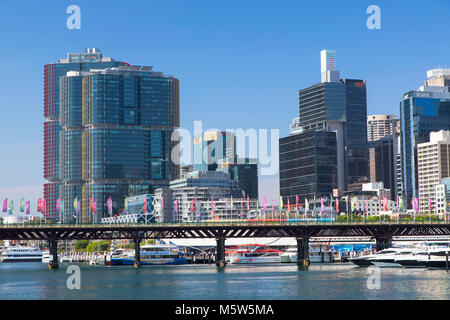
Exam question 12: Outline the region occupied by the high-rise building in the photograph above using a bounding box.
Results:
[279,130,338,203]
[367,115,400,200]
[367,115,398,142]
[283,49,368,197]
[368,135,398,200]
[193,130,236,172]
[218,157,258,199]
[417,130,450,214]
[58,63,180,223]
[400,69,450,208]
[44,48,126,219]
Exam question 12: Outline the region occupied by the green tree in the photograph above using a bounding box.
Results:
[74,240,90,252]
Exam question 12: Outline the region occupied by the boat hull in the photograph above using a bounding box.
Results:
[110,257,187,266]
[1,258,43,263]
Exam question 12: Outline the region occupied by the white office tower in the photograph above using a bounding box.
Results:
[320,49,340,83]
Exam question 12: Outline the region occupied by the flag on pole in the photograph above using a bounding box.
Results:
[143,197,147,214]
[174,200,178,214]
[321,198,325,213]
[263,196,267,210]
[305,198,309,212]
[42,199,46,214]
[60,200,64,215]
[73,198,78,212]
[287,198,291,213]
[26,200,31,214]
[335,198,339,213]
[384,197,388,211]
[230,196,234,211]
[247,196,250,212]
[37,198,42,213]
[107,197,112,215]
[413,197,419,212]
[56,198,61,213]
[280,196,283,209]
[428,197,433,212]
[8,200,13,215]
[161,195,164,213]
[124,197,128,214]
[20,198,25,213]
[77,200,81,215]
[296,195,299,211]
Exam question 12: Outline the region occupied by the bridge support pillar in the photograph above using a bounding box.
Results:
[215,237,226,267]
[376,236,392,252]
[134,238,141,269]
[297,237,310,270]
[48,238,58,270]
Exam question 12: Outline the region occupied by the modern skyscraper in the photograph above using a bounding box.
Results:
[367,115,398,142]
[193,130,236,172]
[367,114,400,200]
[44,48,126,219]
[58,63,180,223]
[279,130,338,203]
[417,130,450,214]
[218,157,259,198]
[400,69,450,209]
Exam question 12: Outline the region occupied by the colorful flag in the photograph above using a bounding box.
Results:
[428,197,433,211]
[143,197,147,214]
[42,199,46,214]
[384,197,388,211]
[107,197,112,215]
[77,200,81,215]
[413,197,419,212]
[73,198,78,212]
[161,196,164,213]
[296,195,299,211]
[247,196,250,211]
[263,196,267,210]
[8,200,14,215]
[56,198,61,213]
[280,196,283,209]
[20,198,25,213]
[305,198,309,212]
[60,200,64,215]
[26,200,30,214]
[37,198,42,213]
[399,197,404,211]
[174,200,178,214]
[3,198,7,213]
[287,198,291,213]
[321,198,325,212]
[335,198,339,213]
[124,197,128,214]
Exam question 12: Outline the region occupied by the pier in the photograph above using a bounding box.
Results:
[1,221,450,269]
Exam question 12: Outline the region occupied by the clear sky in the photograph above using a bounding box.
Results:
[0,0,449,214]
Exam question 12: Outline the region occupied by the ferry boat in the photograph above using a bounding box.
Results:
[1,246,43,262]
[110,245,188,265]
[280,245,337,263]
[226,245,283,264]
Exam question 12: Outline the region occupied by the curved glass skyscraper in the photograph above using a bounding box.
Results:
[58,64,179,223]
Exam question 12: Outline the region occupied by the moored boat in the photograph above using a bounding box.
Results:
[1,246,43,262]
[110,245,187,265]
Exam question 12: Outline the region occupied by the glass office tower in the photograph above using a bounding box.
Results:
[400,92,450,209]
[193,131,236,172]
[279,131,337,203]
[59,65,180,223]
[44,49,126,219]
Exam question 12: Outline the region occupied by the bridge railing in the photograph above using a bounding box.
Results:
[0,218,448,228]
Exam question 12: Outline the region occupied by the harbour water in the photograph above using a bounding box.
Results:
[0,262,449,300]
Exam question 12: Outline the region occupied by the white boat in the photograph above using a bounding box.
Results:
[1,246,43,262]
[368,247,415,268]
[280,245,336,263]
[226,245,283,264]
[41,251,60,263]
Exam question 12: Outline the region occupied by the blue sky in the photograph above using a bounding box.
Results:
[0,0,449,214]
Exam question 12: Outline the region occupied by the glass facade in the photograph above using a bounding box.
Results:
[400,94,450,208]
[193,131,236,172]
[43,50,125,219]
[58,65,180,223]
[279,131,337,203]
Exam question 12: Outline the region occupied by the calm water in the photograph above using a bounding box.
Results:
[0,262,449,300]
